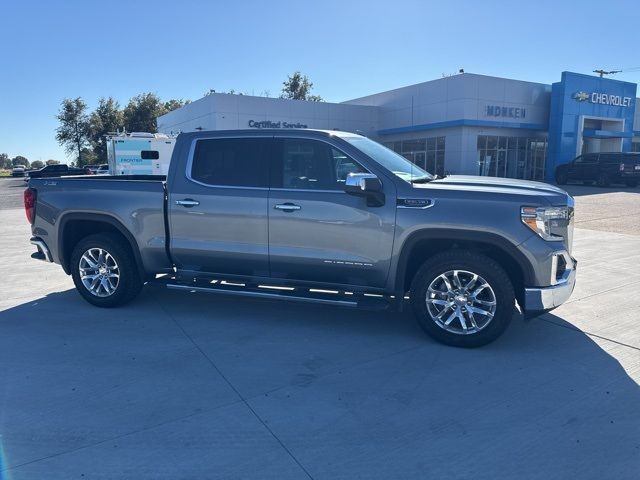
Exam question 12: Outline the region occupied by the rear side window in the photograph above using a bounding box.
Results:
[579,154,597,163]
[141,150,160,160]
[190,138,268,187]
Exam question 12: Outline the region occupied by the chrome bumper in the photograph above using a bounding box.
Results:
[524,255,577,311]
[30,237,53,262]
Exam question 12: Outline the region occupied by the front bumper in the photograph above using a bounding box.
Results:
[524,254,577,311]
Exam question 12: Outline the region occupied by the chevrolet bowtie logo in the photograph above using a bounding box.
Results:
[574,91,590,102]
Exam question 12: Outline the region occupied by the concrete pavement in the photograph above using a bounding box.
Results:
[0,204,639,479]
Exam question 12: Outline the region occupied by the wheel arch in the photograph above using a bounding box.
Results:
[394,229,534,305]
[58,212,145,278]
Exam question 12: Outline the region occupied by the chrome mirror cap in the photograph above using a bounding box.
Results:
[345,173,382,192]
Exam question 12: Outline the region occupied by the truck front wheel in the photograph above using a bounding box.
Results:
[409,250,515,347]
[70,233,143,308]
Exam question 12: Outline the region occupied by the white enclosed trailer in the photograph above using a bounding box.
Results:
[106,132,176,176]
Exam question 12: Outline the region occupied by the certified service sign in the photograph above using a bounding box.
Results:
[574,91,632,107]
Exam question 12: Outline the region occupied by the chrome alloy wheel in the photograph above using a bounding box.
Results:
[79,248,120,297]
[425,270,497,335]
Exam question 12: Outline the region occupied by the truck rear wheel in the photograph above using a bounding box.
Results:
[70,233,143,308]
[409,250,515,348]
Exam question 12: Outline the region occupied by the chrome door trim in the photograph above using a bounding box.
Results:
[175,199,200,207]
[274,203,301,211]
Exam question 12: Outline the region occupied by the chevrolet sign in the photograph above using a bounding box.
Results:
[574,91,632,107]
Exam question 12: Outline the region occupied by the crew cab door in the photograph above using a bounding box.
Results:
[268,137,396,288]
[168,136,271,277]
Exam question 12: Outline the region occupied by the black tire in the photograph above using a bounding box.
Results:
[625,180,638,188]
[555,170,568,185]
[70,233,143,307]
[596,173,610,187]
[409,250,515,348]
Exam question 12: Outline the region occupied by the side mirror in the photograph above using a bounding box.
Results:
[344,173,385,206]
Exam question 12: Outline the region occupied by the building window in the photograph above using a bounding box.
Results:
[384,136,446,176]
[632,142,640,153]
[477,135,547,181]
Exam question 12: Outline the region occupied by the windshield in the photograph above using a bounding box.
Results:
[343,136,434,182]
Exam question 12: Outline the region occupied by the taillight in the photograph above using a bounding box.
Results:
[24,188,36,224]
[620,163,625,171]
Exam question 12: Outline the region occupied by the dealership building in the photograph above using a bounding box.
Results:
[158,71,640,182]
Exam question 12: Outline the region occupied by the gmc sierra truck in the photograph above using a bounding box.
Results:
[25,129,576,347]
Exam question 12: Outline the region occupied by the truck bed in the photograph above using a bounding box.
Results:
[28,175,172,273]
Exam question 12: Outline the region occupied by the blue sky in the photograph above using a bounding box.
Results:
[1,0,639,162]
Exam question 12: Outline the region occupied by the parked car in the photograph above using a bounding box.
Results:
[25,129,576,348]
[555,152,640,187]
[11,166,26,177]
[88,164,109,175]
[26,163,92,179]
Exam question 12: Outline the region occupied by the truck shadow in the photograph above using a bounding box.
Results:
[0,287,639,477]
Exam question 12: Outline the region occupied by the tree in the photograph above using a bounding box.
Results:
[0,153,11,169]
[12,156,30,168]
[123,93,166,133]
[80,148,98,166]
[89,97,123,163]
[31,160,44,169]
[280,72,323,101]
[56,97,91,166]
[46,159,60,165]
[163,99,190,112]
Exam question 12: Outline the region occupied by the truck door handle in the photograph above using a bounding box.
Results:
[274,203,301,212]
[175,199,200,207]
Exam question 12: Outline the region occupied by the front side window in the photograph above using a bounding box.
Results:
[343,136,433,183]
[277,139,366,190]
[190,138,268,187]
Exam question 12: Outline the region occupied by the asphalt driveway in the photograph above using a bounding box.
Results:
[0,180,639,479]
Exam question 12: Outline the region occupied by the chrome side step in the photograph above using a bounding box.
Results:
[163,280,393,310]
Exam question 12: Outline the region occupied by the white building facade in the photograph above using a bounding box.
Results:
[158,72,640,182]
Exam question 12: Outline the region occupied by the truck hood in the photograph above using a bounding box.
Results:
[420,175,571,205]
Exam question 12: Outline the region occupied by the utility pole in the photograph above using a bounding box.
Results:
[593,69,621,78]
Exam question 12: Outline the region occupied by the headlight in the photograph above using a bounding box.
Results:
[521,206,568,241]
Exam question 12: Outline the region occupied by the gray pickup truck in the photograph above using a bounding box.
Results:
[25,129,576,347]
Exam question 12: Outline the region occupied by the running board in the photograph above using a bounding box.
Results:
[163,281,392,310]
